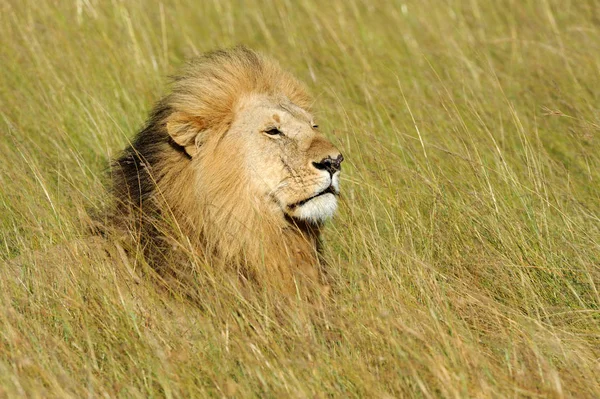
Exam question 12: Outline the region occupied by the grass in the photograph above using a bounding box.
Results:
[1,0,600,397]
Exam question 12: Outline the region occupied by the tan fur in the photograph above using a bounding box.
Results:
[111,47,343,292]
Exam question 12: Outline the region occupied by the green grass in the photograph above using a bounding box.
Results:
[2,0,600,397]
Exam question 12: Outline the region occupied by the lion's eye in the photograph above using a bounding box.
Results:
[265,128,283,136]
[312,124,319,129]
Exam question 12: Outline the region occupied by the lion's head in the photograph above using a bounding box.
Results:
[111,47,343,286]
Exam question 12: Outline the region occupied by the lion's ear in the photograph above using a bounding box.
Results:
[166,111,205,157]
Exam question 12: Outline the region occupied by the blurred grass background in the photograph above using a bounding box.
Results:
[1,0,599,397]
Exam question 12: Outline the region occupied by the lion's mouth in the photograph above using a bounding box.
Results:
[289,185,337,209]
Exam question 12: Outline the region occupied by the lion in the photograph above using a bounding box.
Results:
[108,47,343,291]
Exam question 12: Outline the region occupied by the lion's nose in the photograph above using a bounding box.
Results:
[312,154,344,175]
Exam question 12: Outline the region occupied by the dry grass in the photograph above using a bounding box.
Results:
[1,0,600,397]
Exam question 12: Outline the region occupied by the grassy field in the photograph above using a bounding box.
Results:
[2,0,600,397]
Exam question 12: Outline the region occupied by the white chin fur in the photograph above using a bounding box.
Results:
[291,193,337,222]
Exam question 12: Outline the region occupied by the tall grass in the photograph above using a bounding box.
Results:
[1,0,599,397]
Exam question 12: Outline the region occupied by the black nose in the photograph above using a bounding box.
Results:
[312,154,344,175]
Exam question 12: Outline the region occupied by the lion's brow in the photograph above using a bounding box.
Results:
[278,102,311,122]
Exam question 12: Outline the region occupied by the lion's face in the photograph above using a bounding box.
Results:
[227,94,343,223]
